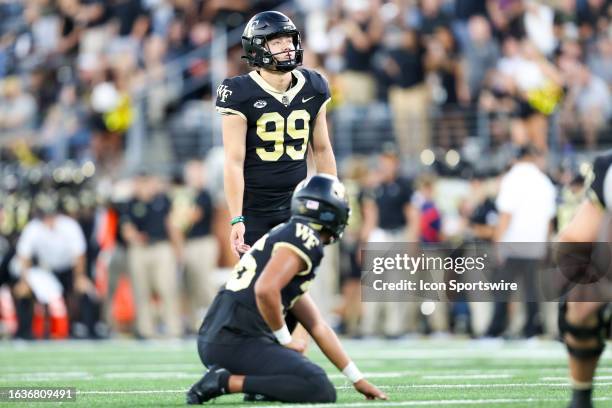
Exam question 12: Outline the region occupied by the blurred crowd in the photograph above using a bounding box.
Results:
[0,0,611,340]
[0,0,609,171]
[0,142,596,340]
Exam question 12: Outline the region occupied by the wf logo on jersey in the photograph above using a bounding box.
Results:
[217,84,232,103]
[295,223,320,250]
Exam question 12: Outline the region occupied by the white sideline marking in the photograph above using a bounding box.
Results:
[102,372,195,379]
[79,390,185,395]
[540,376,612,382]
[0,372,92,381]
[74,390,612,407]
[422,374,513,380]
[329,372,410,379]
[334,382,612,390]
[259,397,612,408]
[75,381,612,396]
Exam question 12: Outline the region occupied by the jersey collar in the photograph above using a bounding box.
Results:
[248,70,305,106]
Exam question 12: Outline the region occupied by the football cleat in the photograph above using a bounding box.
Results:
[186,366,230,405]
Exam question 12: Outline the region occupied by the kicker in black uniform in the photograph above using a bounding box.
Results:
[218,10,337,257]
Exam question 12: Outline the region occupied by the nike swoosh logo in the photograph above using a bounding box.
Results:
[302,96,315,103]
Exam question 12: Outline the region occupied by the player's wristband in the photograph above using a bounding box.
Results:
[273,324,292,345]
[342,361,364,383]
[230,215,245,226]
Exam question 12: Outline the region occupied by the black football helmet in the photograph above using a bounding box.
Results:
[291,174,351,243]
[241,11,303,72]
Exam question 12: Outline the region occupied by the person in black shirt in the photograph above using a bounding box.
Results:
[360,149,418,337]
[186,175,387,404]
[121,172,182,338]
[338,3,383,104]
[385,29,430,158]
[181,160,219,332]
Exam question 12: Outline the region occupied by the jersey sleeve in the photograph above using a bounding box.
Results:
[271,221,324,276]
[586,152,612,211]
[215,78,248,120]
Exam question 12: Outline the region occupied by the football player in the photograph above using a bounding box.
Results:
[217,11,337,258]
[186,175,387,404]
[557,151,612,408]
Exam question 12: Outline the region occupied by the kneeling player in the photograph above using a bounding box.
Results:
[557,152,612,408]
[187,175,387,404]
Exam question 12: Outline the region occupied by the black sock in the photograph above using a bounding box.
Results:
[570,388,593,408]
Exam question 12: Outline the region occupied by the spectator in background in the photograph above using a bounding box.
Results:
[452,0,488,50]
[57,0,82,57]
[41,84,89,162]
[338,0,383,105]
[14,193,96,338]
[560,60,611,150]
[465,173,499,243]
[412,174,442,244]
[576,0,609,40]
[385,28,429,158]
[165,17,189,61]
[88,114,124,175]
[506,39,563,152]
[177,160,218,333]
[486,145,556,338]
[523,0,557,57]
[121,172,182,338]
[76,0,110,57]
[463,16,500,106]
[459,172,499,336]
[587,36,612,84]
[425,26,469,150]
[411,173,448,334]
[335,157,372,337]
[361,148,418,337]
[0,76,37,137]
[418,0,451,39]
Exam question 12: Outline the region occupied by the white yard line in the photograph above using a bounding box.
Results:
[421,374,514,380]
[0,372,92,381]
[540,376,612,382]
[73,390,612,407]
[334,382,612,390]
[258,397,612,408]
[101,372,196,379]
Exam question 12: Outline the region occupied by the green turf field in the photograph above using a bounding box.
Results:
[0,338,610,407]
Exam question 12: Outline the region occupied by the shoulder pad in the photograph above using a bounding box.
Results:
[216,74,252,105]
[299,68,329,96]
[588,152,612,211]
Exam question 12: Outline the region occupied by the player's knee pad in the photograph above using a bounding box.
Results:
[306,375,336,403]
[559,301,612,359]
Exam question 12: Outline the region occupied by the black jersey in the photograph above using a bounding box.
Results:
[215,68,331,214]
[586,151,612,211]
[199,218,325,343]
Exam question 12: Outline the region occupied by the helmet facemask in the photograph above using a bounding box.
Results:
[245,31,304,72]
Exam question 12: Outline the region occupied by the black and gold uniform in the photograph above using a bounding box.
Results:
[196,219,331,402]
[215,67,331,245]
[191,171,350,404]
[199,218,323,343]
